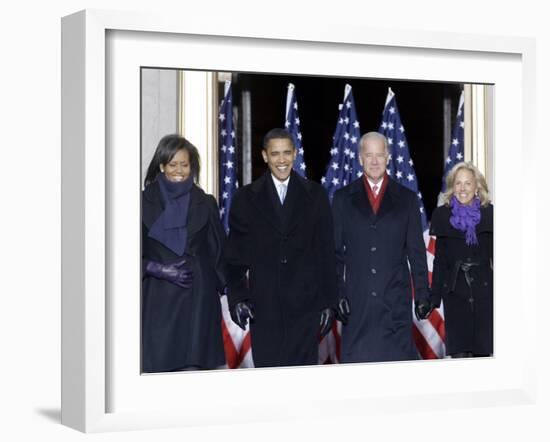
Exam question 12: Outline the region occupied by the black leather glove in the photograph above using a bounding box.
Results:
[231,301,255,330]
[319,308,335,338]
[414,298,433,321]
[336,297,351,325]
[144,258,193,289]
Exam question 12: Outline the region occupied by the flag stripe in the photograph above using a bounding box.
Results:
[428,309,446,342]
[238,333,252,366]
[221,318,239,368]
[412,326,439,359]
[218,81,255,369]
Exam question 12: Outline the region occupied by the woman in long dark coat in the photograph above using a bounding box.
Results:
[141,134,226,373]
[430,162,493,358]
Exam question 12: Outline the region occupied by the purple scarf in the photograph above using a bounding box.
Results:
[148,173,193,256]
[449,195,481,246]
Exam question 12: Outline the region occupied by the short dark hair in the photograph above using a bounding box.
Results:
[262,128,295,150]
[144,134,201,187]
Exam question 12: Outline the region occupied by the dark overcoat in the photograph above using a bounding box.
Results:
[224,171,337,367]
[332,177,430,363]
[141,181,226,373]
[430,204,493,356]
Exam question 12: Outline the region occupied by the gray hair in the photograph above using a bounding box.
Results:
[441,161,491,207]
[359,132,389,156]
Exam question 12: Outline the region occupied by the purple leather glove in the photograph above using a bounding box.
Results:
[144,258,193,289]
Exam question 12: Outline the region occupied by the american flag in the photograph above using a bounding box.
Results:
[217,80,254,368]
[321,84,363,202]
[284,82,339,363]
[422,90,466,358]
[378,87,445,359]
[441,90,465,194]
[285,83,307,177]
[379,87,428,229]
[319,84,362,363]
[218,81,238,234]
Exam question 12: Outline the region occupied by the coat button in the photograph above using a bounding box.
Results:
[370,224,377,229]
[371,268,377,274]
[371,291,377,297]
[370,246,377,252]
[280,258,288,264]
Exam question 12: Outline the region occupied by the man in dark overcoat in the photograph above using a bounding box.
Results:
[332,131,431,363]
[224,128,337,367]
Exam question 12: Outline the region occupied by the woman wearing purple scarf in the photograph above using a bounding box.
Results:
[141,135,226,373]
[430,162,493,358]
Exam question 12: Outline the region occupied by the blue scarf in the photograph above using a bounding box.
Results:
[148,173,193,256]
[449,195,481,246]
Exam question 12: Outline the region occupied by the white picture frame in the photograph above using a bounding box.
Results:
[61,9,537,433]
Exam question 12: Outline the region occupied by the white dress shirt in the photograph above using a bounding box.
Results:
[271,175,290,204]
[366,175,385,196]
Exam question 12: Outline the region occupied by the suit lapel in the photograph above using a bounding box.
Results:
[350,179,376,224]
[477,205,493,233]
[282,172,308,234]
[251,173,284,234]
[185,185,206,238]
[374,179,396,222]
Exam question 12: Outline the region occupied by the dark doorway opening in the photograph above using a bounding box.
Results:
[222,73,463,220]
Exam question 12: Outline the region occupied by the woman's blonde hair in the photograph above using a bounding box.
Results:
[441,162,491,207]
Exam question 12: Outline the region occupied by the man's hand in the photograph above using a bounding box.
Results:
[414,299,433,321]
[231,301,255,330]
[319,308,335,338]
[336,297,351,325]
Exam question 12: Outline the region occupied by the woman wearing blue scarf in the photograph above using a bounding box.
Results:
[430,162,493,358]
[141,135,226,372]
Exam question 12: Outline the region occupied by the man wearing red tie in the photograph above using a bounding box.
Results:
[332,131,431,363]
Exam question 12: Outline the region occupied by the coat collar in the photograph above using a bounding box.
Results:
[349,176,397,223]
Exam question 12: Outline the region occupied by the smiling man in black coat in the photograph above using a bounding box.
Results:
[224,128,337,368]
[332,131,431,363]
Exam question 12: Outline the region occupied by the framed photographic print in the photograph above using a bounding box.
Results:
[61,9,536,433]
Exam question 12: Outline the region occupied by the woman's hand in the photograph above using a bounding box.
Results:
[145,258,193,289]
